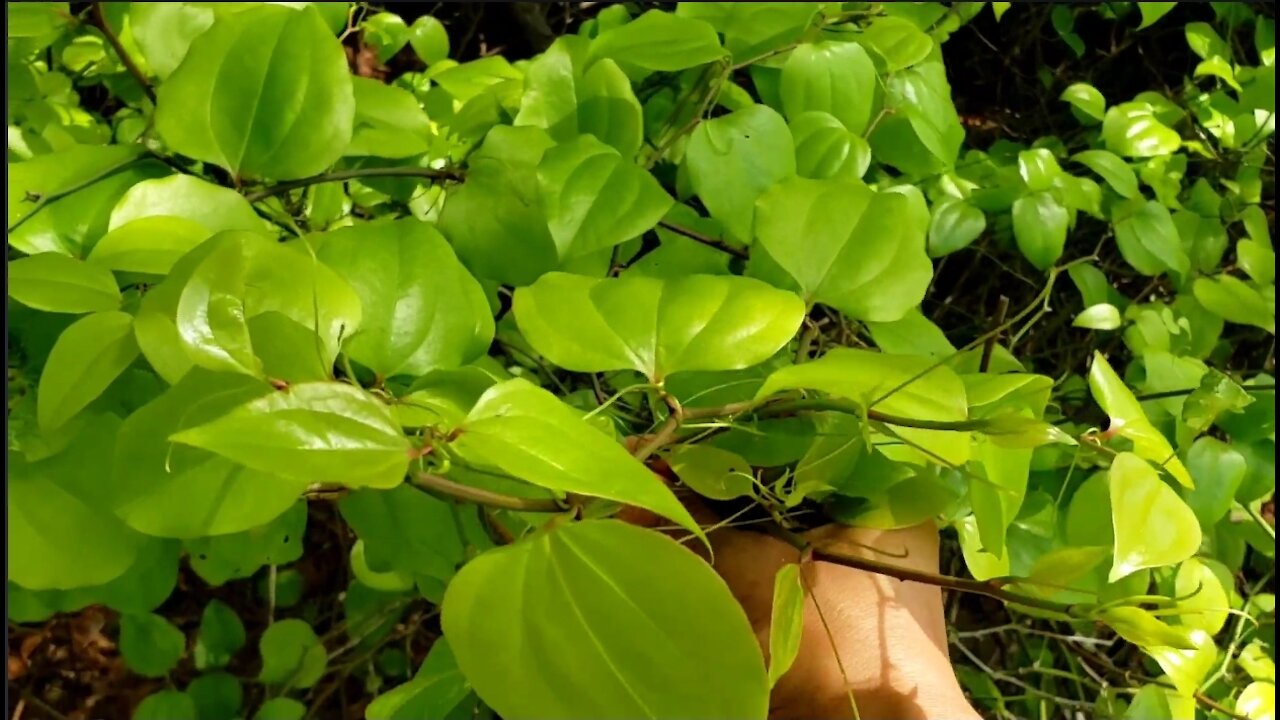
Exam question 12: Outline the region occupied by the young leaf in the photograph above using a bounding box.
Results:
[195,600,246,671]
[88,216,214,275]
[790,111,871,181]
[37,311,138,432]
[314,219,493,378]
[969,438,1031,559]
[175,233,261,377]
[686,104,796,244]
[587,10,725,71]
[169,382,412,490]
[120,612,186,677]
[1071,150,1140,198]
[928,199,986,257]
[108,174,264,234]
[1108,452,1202,581]
[538,135,674,258]
[768,563,805,687]
[663,445,755,501]
[780,41,878,134]
[1193,276,1276,334]
[441,520,768,719]
[1088,352,1193,487]
[155,4,354,180]
[1060,83,1106,124]
[752,177,932,322]
[1011,191,1069,271]
[757,348,971,465]
[1137,2,1178,29]
[514,38,580,141]
[1175,557,1231,636]
[859,16,934,72]
[1183,370,1254,434]
[253,698,307,720]
[578,58,644,159]
[1237,682,1276,720]
[452,379,703,538]
[1102,102,1182,158]
[408,16,450,65]
[7,253,121,314]
[513,272,804,381]
[1074,303,1123,330]
[1114,200,1191,277]
[258,619,327,689]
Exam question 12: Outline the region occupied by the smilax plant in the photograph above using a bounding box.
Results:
[6,2,1276,719]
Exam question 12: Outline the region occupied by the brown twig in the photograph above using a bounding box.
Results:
[410,472,565,513]
[656,220,750,260]
[979,295,1010,372]
[245,166,464,203]
[91,3,155,104]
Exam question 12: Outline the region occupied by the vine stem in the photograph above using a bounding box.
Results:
[655,219,749,259]
[91,3,155,104]
[409,473,565,513]
[244,166,464,202]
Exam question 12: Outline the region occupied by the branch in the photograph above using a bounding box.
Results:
[8,154,144,233]
[410,472,566,513]
[1135,383,1275,401]
[91,3,155,104]
[657,219,749,260]
[245,166,465,202]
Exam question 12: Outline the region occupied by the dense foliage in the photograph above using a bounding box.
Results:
[6,2,1275,719]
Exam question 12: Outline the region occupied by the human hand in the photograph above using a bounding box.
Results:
[703,520,982,720]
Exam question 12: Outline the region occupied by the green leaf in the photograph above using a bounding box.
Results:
[1137,2,1178,29]
[1125,684,1189,720]
[314,219,493,378]
[1238,239,1276,285]
[7,145,165,257]
[675,3,819,61]
[686,105,795,244]
[1183,370,1254,435]
[111,369,309,538]
[7,2,72,38]
[188,672,243,720]
[1183,437,1247,530]
[578,59,644,159]
[780,41,877,134]
[109,175,264,234]
[859,16,933,72]
[1089,352,1193,487]
[1097,606,1198,650]
[928,198,987,257]
[453,379,702,537]
[970,438,1031,559]
[174,233,261,377]
[1017,149,1064,192]
[1011,191,1068,271]
[7,253,121,313]
[36,311,137,433]
[790,111,871,181]
[1109,452,1202,581]
[514,38,580,141]
[253,698,306,720]
[1074,303,1123,330]
[1193,276,1275,334]
[1174,557,1231,636]
[441,520,768,719]
[9,420,144,590]
[170,382,411,489]
[757,348,972,465]
[365,639,471,720]
[587,10,725,71]
[88,216,215,275]
[258,619,327,689]
[767,563,804,687]
[539,135,674,258]
[130,3,218,79]
[408,16,449,65]
[155,4,354,180]
[753,177,931,321]
[1114,200,1191,277]
[195,600,247,671]
[339,485,464,583]
[869,55,964,174]
[438,126,559,286]
[121,612,187,677]
[663,445,755,501]
[347,77,433,158]
[1060,83,1105,124]
[363,12,408,63]
[513,272,804,381]
[135,690,198,720]
[1071,150,1140,199]
[1238,682,1277,720]
[1103,102,1182,158]
[1146,629,1218,697]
